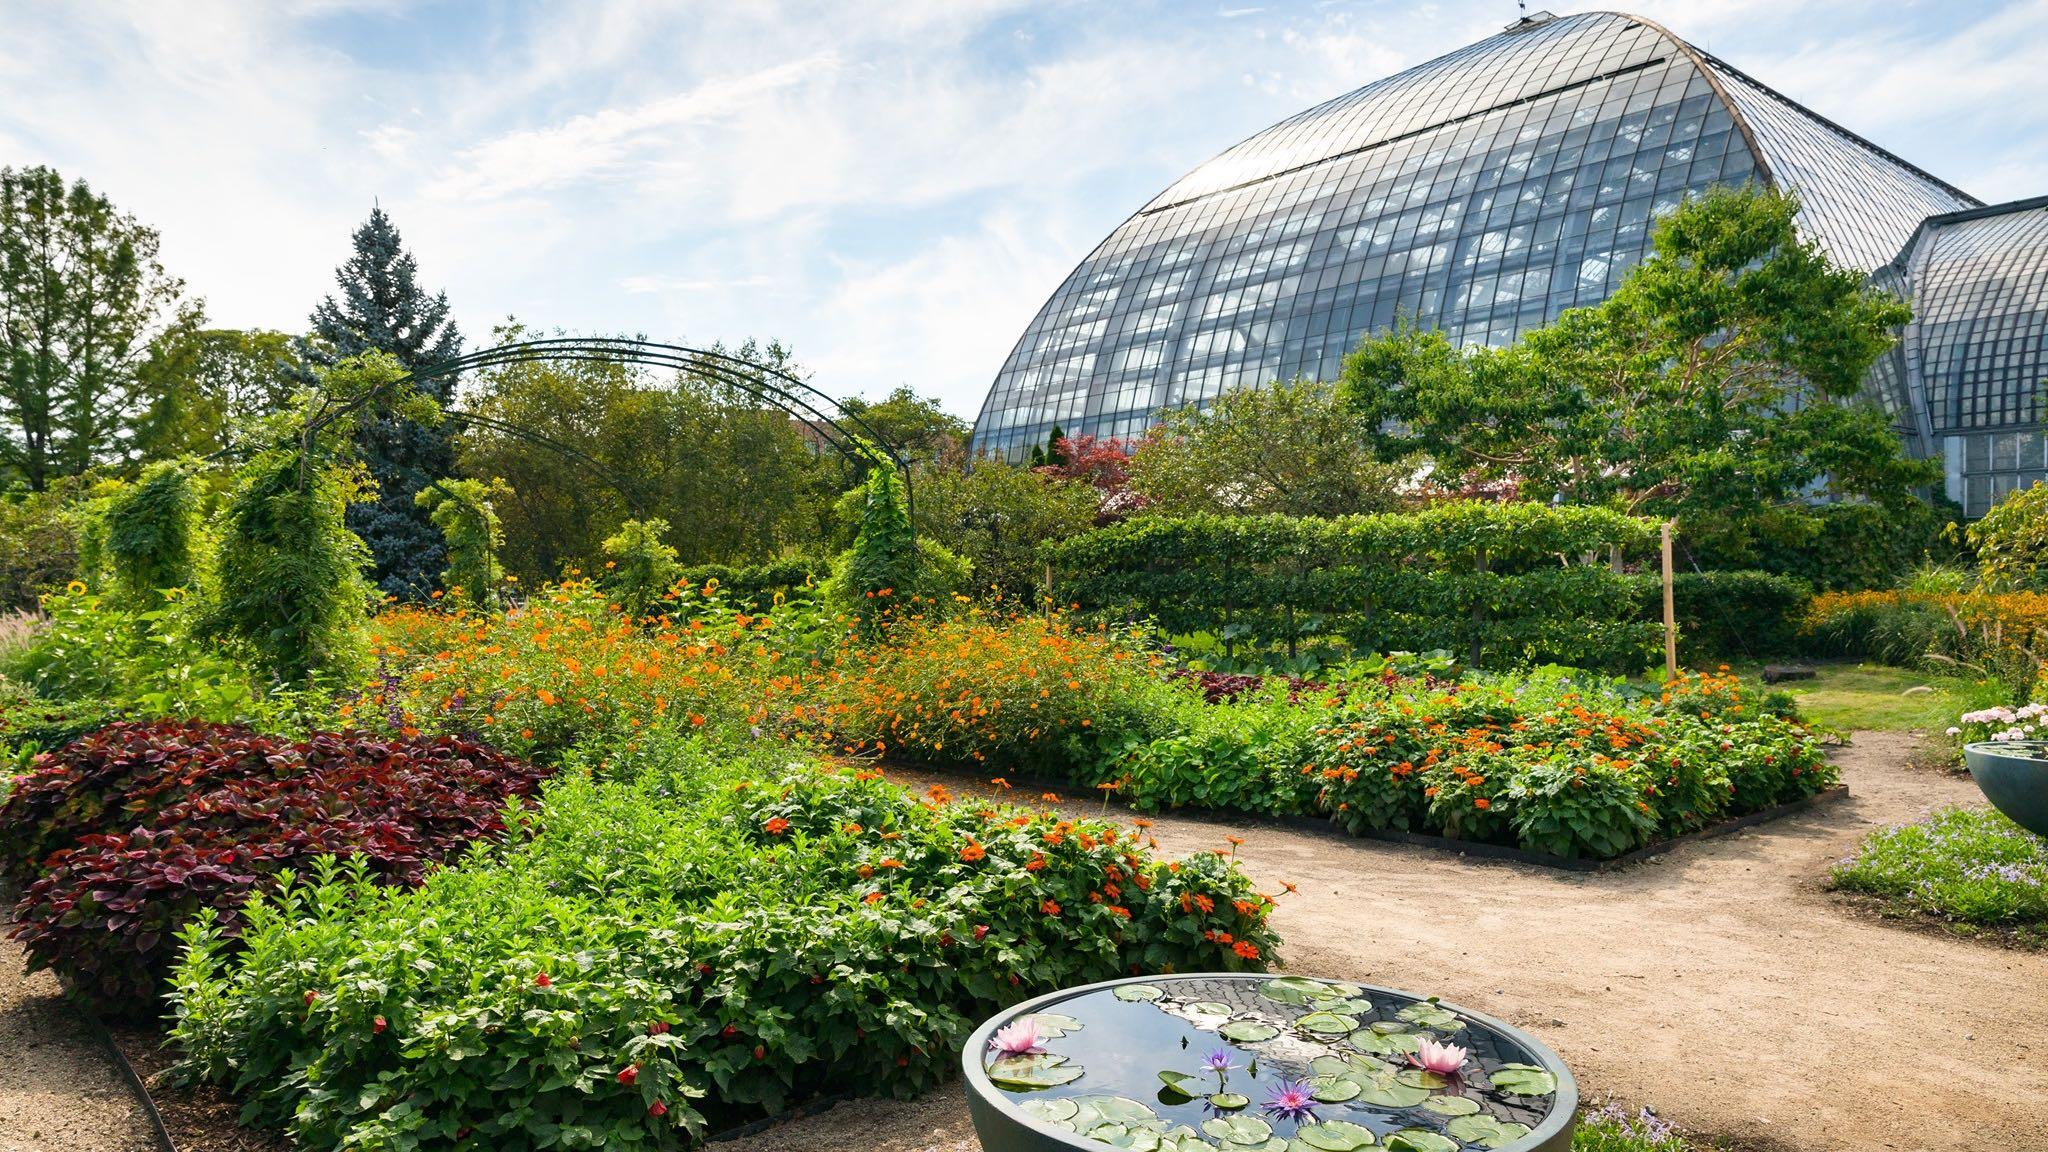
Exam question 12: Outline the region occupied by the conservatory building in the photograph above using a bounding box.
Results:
[970,9,2048,515]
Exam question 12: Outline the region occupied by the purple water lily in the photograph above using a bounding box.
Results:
[1201,1048,1237,1076]
[1263,1078,1318,1123]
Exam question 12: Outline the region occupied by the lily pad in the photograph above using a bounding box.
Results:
[1445,1115,1532,1149]
[1367,1021,1410,1035]
[1022,1097,1080,1125]
[1022,1012,1084,1038]
[1394,1002,1462,1032]
[1210,1093,1250,1110]
[1352,1076,1432,1108]
[1297,1011,1361,1035]
[1420,1095,1481,1117]
[1384,1131,1458,1152]
[1348,1028,1422,1057]
[987,1053,1084,1089]
[1320,997,1375,1015]
[1295,1120,1378,1151]
[1157,1070,1200,1099]
[1219,1020,1282,1043]
[1309,1076,1362,1103]
[1395,1069,1446,1090]
[1189,1001,1234,1016]
[1259,976,1342,1006]
[1081,1096,1160,1126]
[1116,984,1165,1002]
[1310,1055,1356,1078]
[1488,1064,1557,1096]
[1203,1114,1275,1145]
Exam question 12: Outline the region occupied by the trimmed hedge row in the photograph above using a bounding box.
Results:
[1043,505,1664,671]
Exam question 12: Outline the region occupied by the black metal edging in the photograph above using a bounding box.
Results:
[881,757,1849,874]
[960,973,1578,1152]
[82,1012,177,1152]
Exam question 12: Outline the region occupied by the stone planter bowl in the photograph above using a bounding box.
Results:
[1963,741,2048,838]
[963,974,1576,1152]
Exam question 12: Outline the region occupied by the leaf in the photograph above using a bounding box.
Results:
[987,1053,1084,1089]
[1309,1077,1361,1103]
[1203,1114,1274,1145]
[1384,1131,1458,1152]
[1157,1070,1199,1099]
[1296,1011,1360,1035]
[1394,1069,1445,1089]
[1295,1120,1378,1151]
[1210,1092,1250,1110]
[1348,1028,1421,1057]
[1218,1020,1281,1043]
[1446,1115,1533,1149]
[1394,1003,1461,1032]
[1420,1096,1480,1117]
[1022,1097,1080,1125]
[1352,1076,1431,1108]
[1260,976,1342,1006]
[1024,1012,1084,1038]
[1487,1064,1557,1096]
[1116,984,1166,1002]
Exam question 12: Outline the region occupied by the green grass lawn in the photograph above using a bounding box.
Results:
[1829,805,2048,947]
[1723,661,2008,733]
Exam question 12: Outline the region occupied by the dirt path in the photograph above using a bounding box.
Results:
[730,732,2045,1152]
[0,944,153,1152]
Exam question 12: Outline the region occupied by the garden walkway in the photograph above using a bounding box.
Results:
[736,732,2048,1152]
[0,950,153,1152]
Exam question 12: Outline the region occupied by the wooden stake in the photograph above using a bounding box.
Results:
[1661,520,1678,681]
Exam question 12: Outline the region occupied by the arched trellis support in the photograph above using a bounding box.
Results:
[398,337,913,525]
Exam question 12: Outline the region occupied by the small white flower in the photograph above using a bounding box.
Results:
[1947,726,1962,736]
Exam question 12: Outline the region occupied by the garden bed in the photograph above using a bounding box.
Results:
[888,758,1850,873]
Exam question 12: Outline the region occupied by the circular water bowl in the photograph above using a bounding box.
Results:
[963,974,1575,1152]
[1963,742,2048,838]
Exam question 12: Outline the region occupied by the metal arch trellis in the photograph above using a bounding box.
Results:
[314,336,916,526]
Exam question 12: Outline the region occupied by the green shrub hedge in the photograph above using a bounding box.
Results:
[1044,505,1664,672]
[1644,570,1813,661]
[675,558,828,612]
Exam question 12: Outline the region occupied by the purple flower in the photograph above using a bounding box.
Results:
[1263,1078,1318,1123]
[1201,1048,1237,1076]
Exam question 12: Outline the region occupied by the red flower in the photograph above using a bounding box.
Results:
[649,1100,668,1118]
[372,1015,387,1034]
[648,1021,670,1035]
[618,1064,640,1085]
[696,963,713,977]
[533,972,553,988]
[722,1024,739,1039]
[303,990,318,1006]
[973,924,990,941]
[1041,899,1062,916]
[753,1045,767,1061]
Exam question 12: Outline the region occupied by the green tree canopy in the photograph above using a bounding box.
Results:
[1128,378,1407,517]
[838,386,968,468]
[415,477,511,609]
[455,324,837,580]
[912,449,1098,602]
[135,328,302,459]
[1340,185,1936,560]
[0,165,201,490]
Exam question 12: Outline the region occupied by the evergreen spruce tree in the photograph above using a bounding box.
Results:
[302,206,462,599]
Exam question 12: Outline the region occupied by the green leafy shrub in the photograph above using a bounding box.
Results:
[1643,570,1811,661]
[1970,481,2048,591]
[0,482,83,609]
[601,517,684,620]
[168,762,1280,1150]
[1117,687,1323,817]
[1,721,550,1009]
[415,477,511,609]
[676,557,828,612]
[8,587,262,722]
[103,457,202,604]
[1829,806,2048,938]
[203,444,374,684]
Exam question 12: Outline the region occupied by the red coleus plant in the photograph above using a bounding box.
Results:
[2,721,549,1012]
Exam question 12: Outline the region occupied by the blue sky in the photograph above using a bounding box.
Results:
[2,1,2042,419]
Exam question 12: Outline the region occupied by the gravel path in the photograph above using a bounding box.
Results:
[0,946,153,1152]
[729,732,2046,1152]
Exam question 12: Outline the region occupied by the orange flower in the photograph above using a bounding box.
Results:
[1040,899,1061,916]
[1474,798,1491,810]
[764,817,791,836]
[879,858,904,869]
[1233,940,1260,960]
[863,891,885,905]
[961,840,986,862]
[1025,853,1047,872]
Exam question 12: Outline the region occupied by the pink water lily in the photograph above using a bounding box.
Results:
[1408,1036,1469,1076]
[988,1017,1047,1057]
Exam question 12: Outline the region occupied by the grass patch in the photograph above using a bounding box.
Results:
[1573,1106,1697,1151]
[1829,805,2048,947]
[1723,662,2006,733]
